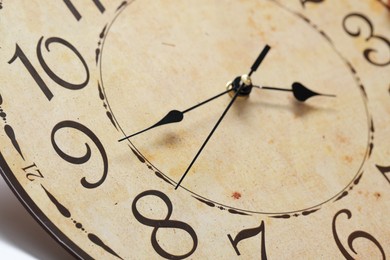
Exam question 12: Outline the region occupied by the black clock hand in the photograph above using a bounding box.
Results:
[119,45,272,142]
[175,81,246,190]
[248,45,271,77]
[253,82,336,102]
[175,45,271,189]
[118,88,233,142]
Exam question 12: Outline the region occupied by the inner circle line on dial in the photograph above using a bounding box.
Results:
[97,0,372,215]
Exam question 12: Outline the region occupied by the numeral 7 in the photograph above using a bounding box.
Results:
[228,221,267,259]
[376,165,390,184]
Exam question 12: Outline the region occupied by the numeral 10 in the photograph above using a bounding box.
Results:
[8,37,89,101]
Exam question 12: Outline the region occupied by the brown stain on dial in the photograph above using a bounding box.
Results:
[369,0,386,13]
[357,190,382,201]
[374,192,382,200]
[232,192,241,200]
[336,133,349,144]
[343,155,353,164]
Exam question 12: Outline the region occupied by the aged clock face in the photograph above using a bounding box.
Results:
[0,0,389,259]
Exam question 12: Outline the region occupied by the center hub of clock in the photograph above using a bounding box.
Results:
[227,75,253,97]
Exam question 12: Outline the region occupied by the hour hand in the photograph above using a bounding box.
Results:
[118,110,183,142]
[254,82,336,102]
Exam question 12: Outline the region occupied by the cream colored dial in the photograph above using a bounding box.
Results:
[0,0,389,259]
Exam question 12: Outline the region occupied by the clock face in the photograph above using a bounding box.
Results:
[0,0,389,259]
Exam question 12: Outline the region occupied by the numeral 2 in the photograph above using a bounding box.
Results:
[228,222,267,259]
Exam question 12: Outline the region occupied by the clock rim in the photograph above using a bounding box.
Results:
[0,152,91,260]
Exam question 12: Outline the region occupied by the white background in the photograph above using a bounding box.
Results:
[0,176,74,260]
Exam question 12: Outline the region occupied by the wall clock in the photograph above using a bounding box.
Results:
[0,0,389,259]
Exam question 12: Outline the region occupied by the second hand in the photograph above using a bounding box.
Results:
[175,44,271,189]
[175,81,246,190]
